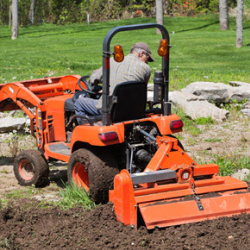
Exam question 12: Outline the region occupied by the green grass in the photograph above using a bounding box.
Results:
[0,199,8,209]
[0,238,11,249]
[204,138,222,142]
[0,15,250,88]
[57,182,95,209]
[203,155,250,176]
[0,183,95,210]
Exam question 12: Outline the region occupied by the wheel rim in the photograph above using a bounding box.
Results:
[19,159,35,181]
[72,162,89,192]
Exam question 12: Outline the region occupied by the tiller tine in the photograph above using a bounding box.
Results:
[109,167,250,230]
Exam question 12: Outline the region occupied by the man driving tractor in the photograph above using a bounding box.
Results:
[74,42,154,121]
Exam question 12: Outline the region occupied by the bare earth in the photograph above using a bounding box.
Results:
[0,117,250,249]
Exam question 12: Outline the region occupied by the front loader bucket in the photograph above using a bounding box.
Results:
[109,169,250,230]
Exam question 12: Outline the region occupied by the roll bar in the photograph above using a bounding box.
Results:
[101,23,170,126]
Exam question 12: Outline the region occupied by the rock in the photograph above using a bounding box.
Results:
[0,112,9,119]
[229,81,250,87]
[241,109,250,117]
[228,82,250,103]
[147,91,154,101]
[147,84,154,91]
[240,101,250,117]
[182,82,230,104]
[182,81,250,104]
[231,169,250,180]
[169,91,229,121]
[0,116,27,132]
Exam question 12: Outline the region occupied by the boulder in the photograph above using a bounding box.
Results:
[147,84,154,91]
[0,112,9,119]
[241,101,250,117]
[228,81,250,102]
[181,82,230,104]
[147,91,154,101]
[182,81,250,104]
[169,91,229,121]
[0,116,27,132]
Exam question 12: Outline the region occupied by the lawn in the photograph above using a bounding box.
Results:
[0,15,249,90]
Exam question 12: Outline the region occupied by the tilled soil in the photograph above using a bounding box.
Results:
[1,201,250,250]
[0,118,250,249]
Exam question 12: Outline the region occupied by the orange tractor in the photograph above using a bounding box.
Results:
[1,23,250,230]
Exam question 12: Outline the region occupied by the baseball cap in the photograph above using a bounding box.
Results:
[131,42,155,62]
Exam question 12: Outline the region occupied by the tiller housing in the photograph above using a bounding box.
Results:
[110,133,250,230]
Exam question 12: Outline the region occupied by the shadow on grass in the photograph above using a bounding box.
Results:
[176,20,219,33]
[1,19,151,39]
[49,168,68,188]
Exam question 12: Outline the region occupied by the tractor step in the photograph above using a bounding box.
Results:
[45,142,71,162]
[49,143,71,156]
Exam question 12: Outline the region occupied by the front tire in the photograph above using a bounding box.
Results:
[14,150,49,187]
[68,148,119,204]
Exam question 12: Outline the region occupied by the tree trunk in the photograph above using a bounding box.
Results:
[9,0,12,27]
[219,0,229,30]
[28,0,36,25]
[156,0,163,34]
[12,0,18,40]
[236,0,244,48]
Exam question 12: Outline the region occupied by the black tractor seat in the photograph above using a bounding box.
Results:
[65,81,147,126]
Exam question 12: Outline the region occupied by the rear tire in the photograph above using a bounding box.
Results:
[14,150,49,187]
[68,148,119,204]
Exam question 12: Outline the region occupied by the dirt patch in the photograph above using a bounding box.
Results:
[180,119,250,162]
[0,201,250,250]
[0,118,250,249]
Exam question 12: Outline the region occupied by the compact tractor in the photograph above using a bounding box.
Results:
[1,23,250,230]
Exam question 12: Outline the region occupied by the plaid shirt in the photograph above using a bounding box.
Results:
[89,54,151,109]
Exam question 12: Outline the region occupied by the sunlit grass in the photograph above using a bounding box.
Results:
[57,182,95,210]
[0,199,8,209]
[198,155,250,176]
[0,15,249,86]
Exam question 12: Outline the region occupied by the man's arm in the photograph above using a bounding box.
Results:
[89,66,103,85]
[143,64,151,84]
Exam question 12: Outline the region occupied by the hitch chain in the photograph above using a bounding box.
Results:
[191,181,204,211]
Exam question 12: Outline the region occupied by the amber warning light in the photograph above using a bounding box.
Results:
[113,45,124,62]
[98,132,118,142]
[157,39,169,57]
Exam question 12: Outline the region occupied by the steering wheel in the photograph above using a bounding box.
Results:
[78,76,101,96]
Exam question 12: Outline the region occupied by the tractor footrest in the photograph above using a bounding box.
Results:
[131,169,176,185]
[49,143,70,156]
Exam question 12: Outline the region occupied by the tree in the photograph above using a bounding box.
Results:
[219,0,229,30]
[236,0,244,48]
[12,0,18,40]
[29,0,36,25]
[9,0,12,27]
[156,0,163,34]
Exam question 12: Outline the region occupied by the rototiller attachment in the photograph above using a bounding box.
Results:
[110,133,250,230]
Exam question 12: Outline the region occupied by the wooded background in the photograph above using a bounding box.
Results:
[0,0,238,25]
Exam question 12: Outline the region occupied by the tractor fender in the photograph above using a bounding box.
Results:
[149,114,183,135]
[70,123,125,148]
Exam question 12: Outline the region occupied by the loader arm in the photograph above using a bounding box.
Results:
[0,75,81,148]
